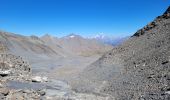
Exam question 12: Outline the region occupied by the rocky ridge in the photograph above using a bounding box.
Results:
[73,6,170,100]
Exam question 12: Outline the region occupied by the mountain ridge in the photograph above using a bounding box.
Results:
[72,6,170,100]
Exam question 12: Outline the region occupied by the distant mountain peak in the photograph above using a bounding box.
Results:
[30,35,39,39]
[68,34,76,38]
[64,33,82,39]
[29,35,43,42]
[41,34,53,39]
[43,33,51,37]
[93,34,106,39]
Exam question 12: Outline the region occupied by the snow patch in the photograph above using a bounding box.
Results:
[69,35,75,38]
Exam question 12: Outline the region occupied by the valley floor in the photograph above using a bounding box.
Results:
[22,54,113,99]
[0,53,114,100]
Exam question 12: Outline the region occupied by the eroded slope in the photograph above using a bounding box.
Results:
[74,6,170,100]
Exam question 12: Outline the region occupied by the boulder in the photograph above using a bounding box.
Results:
[0,83,3,88]
[37,89,46,96]
[0,70,11,77]
[31,76,48,83]
[0,88,9,96]
[165,91,170,94]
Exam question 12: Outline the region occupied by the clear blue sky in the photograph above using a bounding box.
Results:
[0,0,169,37]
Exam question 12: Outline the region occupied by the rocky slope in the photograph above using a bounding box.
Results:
[0,32,58,55]
[73,6,170,100]
[0,32,61,61]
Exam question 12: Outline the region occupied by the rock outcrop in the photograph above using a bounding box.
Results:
[0,54,31,80]
[0,54,39,99]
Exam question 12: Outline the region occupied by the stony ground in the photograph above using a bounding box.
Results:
[0,53,114,100]
[73,6,170,100]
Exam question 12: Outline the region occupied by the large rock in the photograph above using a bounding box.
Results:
[31,76,48,83]
[0,88,9,96]
[0,70,11,77]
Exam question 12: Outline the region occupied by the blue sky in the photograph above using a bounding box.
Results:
[0,0,169,37]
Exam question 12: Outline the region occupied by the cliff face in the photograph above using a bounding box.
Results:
[74,6,170,100]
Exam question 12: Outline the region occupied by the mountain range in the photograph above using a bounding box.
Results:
[1,5,169,100]
[0,31,114,73]
[0,32,114,57]
[91,34,129,46]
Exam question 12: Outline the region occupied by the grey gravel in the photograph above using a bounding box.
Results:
[73,6,170,100]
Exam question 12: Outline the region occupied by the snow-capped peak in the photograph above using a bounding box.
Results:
[69,35,75,38]
[62,33,82,39]
[94,34,105,39]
